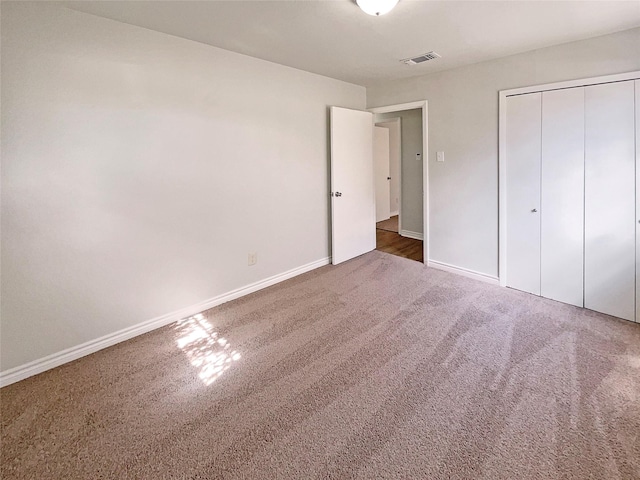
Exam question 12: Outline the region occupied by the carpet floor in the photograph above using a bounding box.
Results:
[376,215,399,233]
[2,251,640,479]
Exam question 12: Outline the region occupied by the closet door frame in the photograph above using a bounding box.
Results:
[498,71,640,317]
[636,79,640,323]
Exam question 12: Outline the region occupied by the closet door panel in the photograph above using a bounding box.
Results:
[585,81,636,321]
[506,93,541,295]
[540,88,585,307]
[636,80,640,323]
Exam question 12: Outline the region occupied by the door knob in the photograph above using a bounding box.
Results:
[531,208,537,213]
[387,177,391,180]
[335,192,342,197]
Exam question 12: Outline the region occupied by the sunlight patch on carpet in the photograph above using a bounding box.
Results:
[175,313,240,385]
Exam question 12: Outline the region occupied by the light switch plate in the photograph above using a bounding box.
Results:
[436,151,445,162]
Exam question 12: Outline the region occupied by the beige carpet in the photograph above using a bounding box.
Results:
[2,251,640,479]
[376,215,398,233]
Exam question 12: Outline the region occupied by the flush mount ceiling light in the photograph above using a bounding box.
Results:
[356,0,399,16]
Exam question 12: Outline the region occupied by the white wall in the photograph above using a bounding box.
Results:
[375,110,423,235]
[368,27,640,277]
[0,3,365,373]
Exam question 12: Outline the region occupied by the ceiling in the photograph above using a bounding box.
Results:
[61,0,640,87]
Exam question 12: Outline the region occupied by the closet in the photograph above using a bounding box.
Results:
[501,73,639,322]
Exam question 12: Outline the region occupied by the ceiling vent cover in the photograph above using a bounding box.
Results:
[402,51,441,65]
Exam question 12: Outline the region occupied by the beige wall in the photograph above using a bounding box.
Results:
[368,27,640,277]
[0,3,365,372]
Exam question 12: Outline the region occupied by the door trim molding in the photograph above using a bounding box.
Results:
[370,100,428,264]
[636,79,640,324]
[500,70,640,98]
[498,70,640,287]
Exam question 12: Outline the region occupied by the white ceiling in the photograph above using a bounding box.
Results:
[62,0,640,87]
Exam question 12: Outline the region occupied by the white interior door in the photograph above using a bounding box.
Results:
[540,88,584,307]
[584,80,636,321]
[376,119,401,217]
[374,126,391,222]
[506,93,542,295]
[330,106,375,265]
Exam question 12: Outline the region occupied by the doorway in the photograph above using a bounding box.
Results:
[371,104,427,263]
[328,101,428,266]
[374,118,400,228]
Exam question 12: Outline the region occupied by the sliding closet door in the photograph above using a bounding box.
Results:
[540,88,585,307]
[506,93,541,295]
[585,81,636,321]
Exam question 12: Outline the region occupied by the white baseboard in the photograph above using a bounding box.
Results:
[400,229,424,241]
[0,257,331,388]
[390,210,399,217]
[427,259,499,285]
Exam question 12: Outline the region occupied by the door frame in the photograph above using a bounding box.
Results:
[375,118,402,229]
[498,70,640,287]
[369,101,429,263]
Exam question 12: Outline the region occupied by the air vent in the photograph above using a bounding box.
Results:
[402,51,441,65]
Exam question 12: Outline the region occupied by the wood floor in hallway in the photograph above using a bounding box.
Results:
[376,228,423,263]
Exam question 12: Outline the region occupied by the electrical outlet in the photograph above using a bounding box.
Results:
[248,252,257,266]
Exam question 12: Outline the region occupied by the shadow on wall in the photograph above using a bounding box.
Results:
[174,313,241,386]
